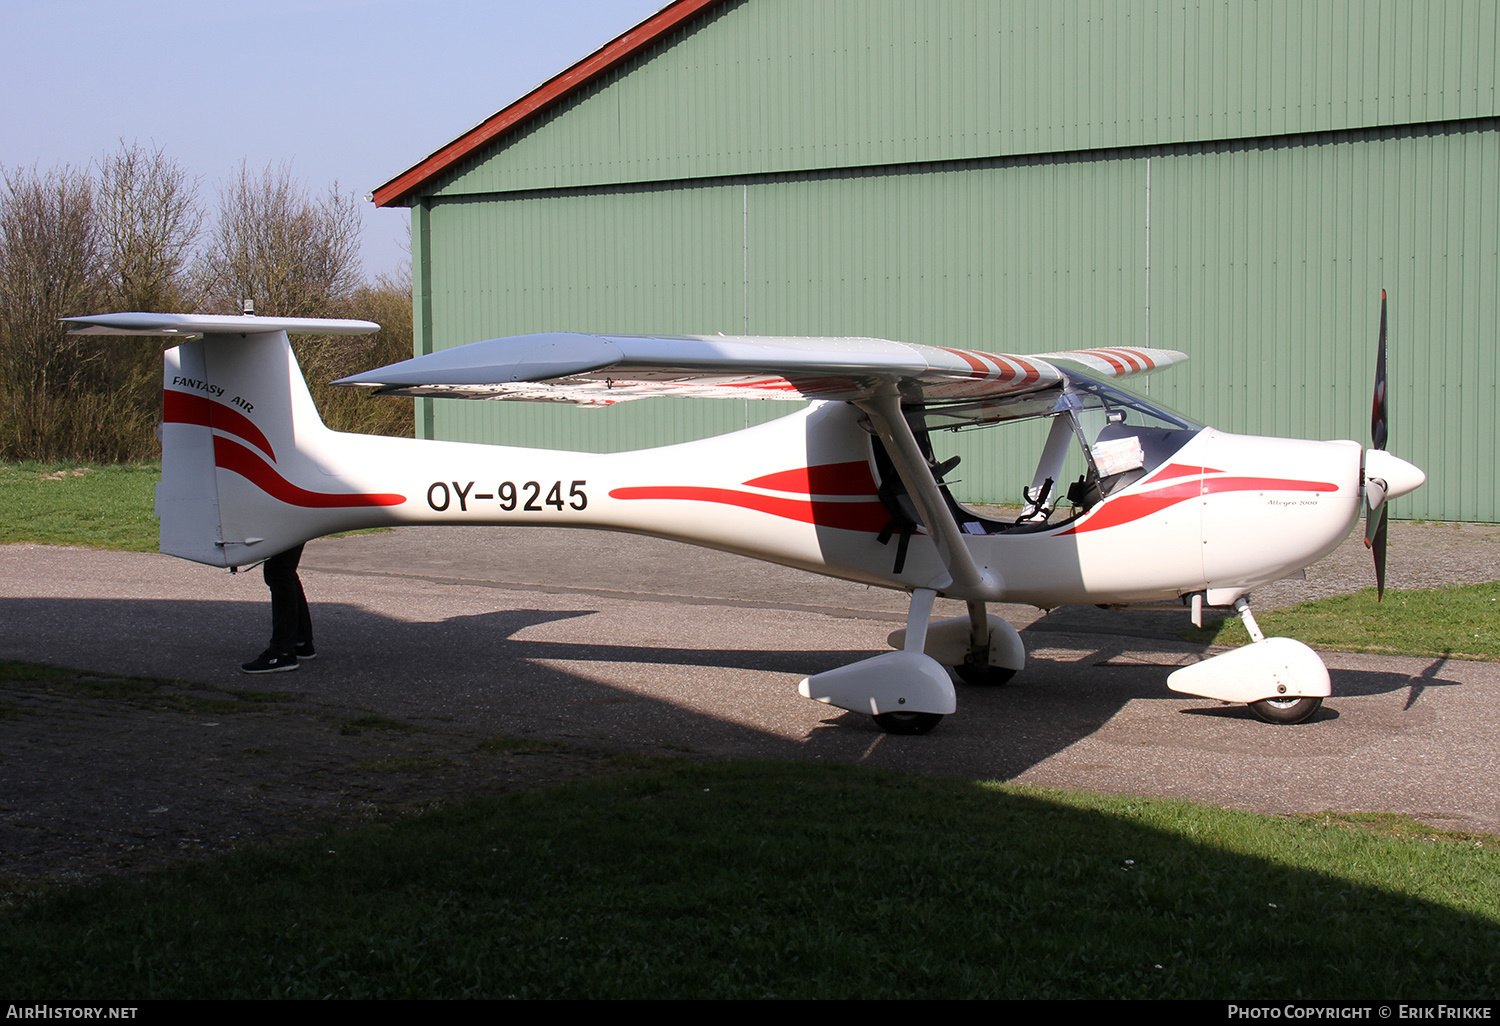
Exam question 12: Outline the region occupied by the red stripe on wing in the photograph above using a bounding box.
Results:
[728,377,800,392]
[1086,349,1131,374]
[1096,348,1143,373]
[936,346,992,378]
[1010,357,1042,386]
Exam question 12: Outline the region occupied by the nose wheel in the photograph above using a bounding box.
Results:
[873,711,945,735]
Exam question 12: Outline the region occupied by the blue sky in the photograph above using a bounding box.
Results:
[3,0,668,277]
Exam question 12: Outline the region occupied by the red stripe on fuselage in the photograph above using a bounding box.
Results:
[164,390,276,462]
[743,461,878,496]
[1056,480,1204,534]
[609,485,888,532]
[213,437,405,508]
[1202,476,1337,496]
[1145,463,1224,483]
[1059,474,1338,535]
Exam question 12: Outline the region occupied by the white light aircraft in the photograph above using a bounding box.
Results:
[65,297,1423,734]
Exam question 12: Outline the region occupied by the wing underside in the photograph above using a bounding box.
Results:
[333,332,1186,407]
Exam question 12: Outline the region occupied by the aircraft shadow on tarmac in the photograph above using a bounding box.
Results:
[9,601,1498,986]
[0,595,1461,782]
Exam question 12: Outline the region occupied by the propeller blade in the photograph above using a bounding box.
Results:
[1371,289,1389,451]
[1367,290,1392,600]
[1370,504,1388,601]
[1364,475,1387,548]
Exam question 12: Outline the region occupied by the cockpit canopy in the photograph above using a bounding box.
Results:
[893,372,1205,534]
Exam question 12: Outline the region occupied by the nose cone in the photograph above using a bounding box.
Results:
[1365,449,1426,501]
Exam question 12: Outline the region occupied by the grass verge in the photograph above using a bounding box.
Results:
[0,460,387,552]
[0,462,160,550]
[2,759,1496,999]
[1183,581,1500,661]
[0,658,295,715]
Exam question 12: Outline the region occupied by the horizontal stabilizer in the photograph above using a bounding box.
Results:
[62,312,379,337]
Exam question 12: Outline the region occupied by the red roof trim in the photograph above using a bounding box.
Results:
[373,0,732,208]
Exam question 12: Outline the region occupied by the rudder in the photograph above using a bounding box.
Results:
[63,313,392,568]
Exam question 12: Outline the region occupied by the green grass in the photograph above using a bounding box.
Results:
[0,461,160,550]
[0,659,296,716]
[1184,581,1500,661]
[2,759,1496,999]
[339,714,421,736]
[0,460,387,551]
[475,735,569,755]
[1298,811,1500,848]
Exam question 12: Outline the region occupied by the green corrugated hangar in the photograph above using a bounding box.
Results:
[375,0,1499,523]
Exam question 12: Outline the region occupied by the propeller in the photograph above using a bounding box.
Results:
[1364,290,1390,598]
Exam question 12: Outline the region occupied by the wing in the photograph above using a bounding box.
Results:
[332,332,1186,406]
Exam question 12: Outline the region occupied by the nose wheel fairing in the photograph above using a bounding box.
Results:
[1166,636,1332,705]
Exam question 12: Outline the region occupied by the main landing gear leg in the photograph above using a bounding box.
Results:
[968,600,988,657]
[885,600,1026,685]
[874,589,947,735]
[954,600,1020,686]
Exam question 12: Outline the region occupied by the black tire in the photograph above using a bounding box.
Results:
[955,661,1017,686]
[1248,696,1323,724]
[873,711,944,735]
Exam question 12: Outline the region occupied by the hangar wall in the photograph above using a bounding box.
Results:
[399,0,1500,521]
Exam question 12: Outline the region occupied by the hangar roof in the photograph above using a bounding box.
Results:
[373,0,729,208]
[377,0,1499,209]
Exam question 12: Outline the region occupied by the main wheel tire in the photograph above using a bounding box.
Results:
[1248,696,1323,724]
[873,711,944,735]
[955,661,1017,686]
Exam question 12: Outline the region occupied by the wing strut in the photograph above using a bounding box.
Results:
[855,392,1001,600]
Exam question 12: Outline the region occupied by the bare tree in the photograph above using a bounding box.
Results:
[0,163,112,458]
[97,141,202,312]
[194,161,362,317]
[0,164,103,349]
[311,269,414,436]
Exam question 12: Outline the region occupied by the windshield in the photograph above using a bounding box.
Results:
[904,372,1204,533]
[921,373,1201,435]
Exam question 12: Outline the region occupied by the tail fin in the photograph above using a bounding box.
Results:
[64,314,403,567]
